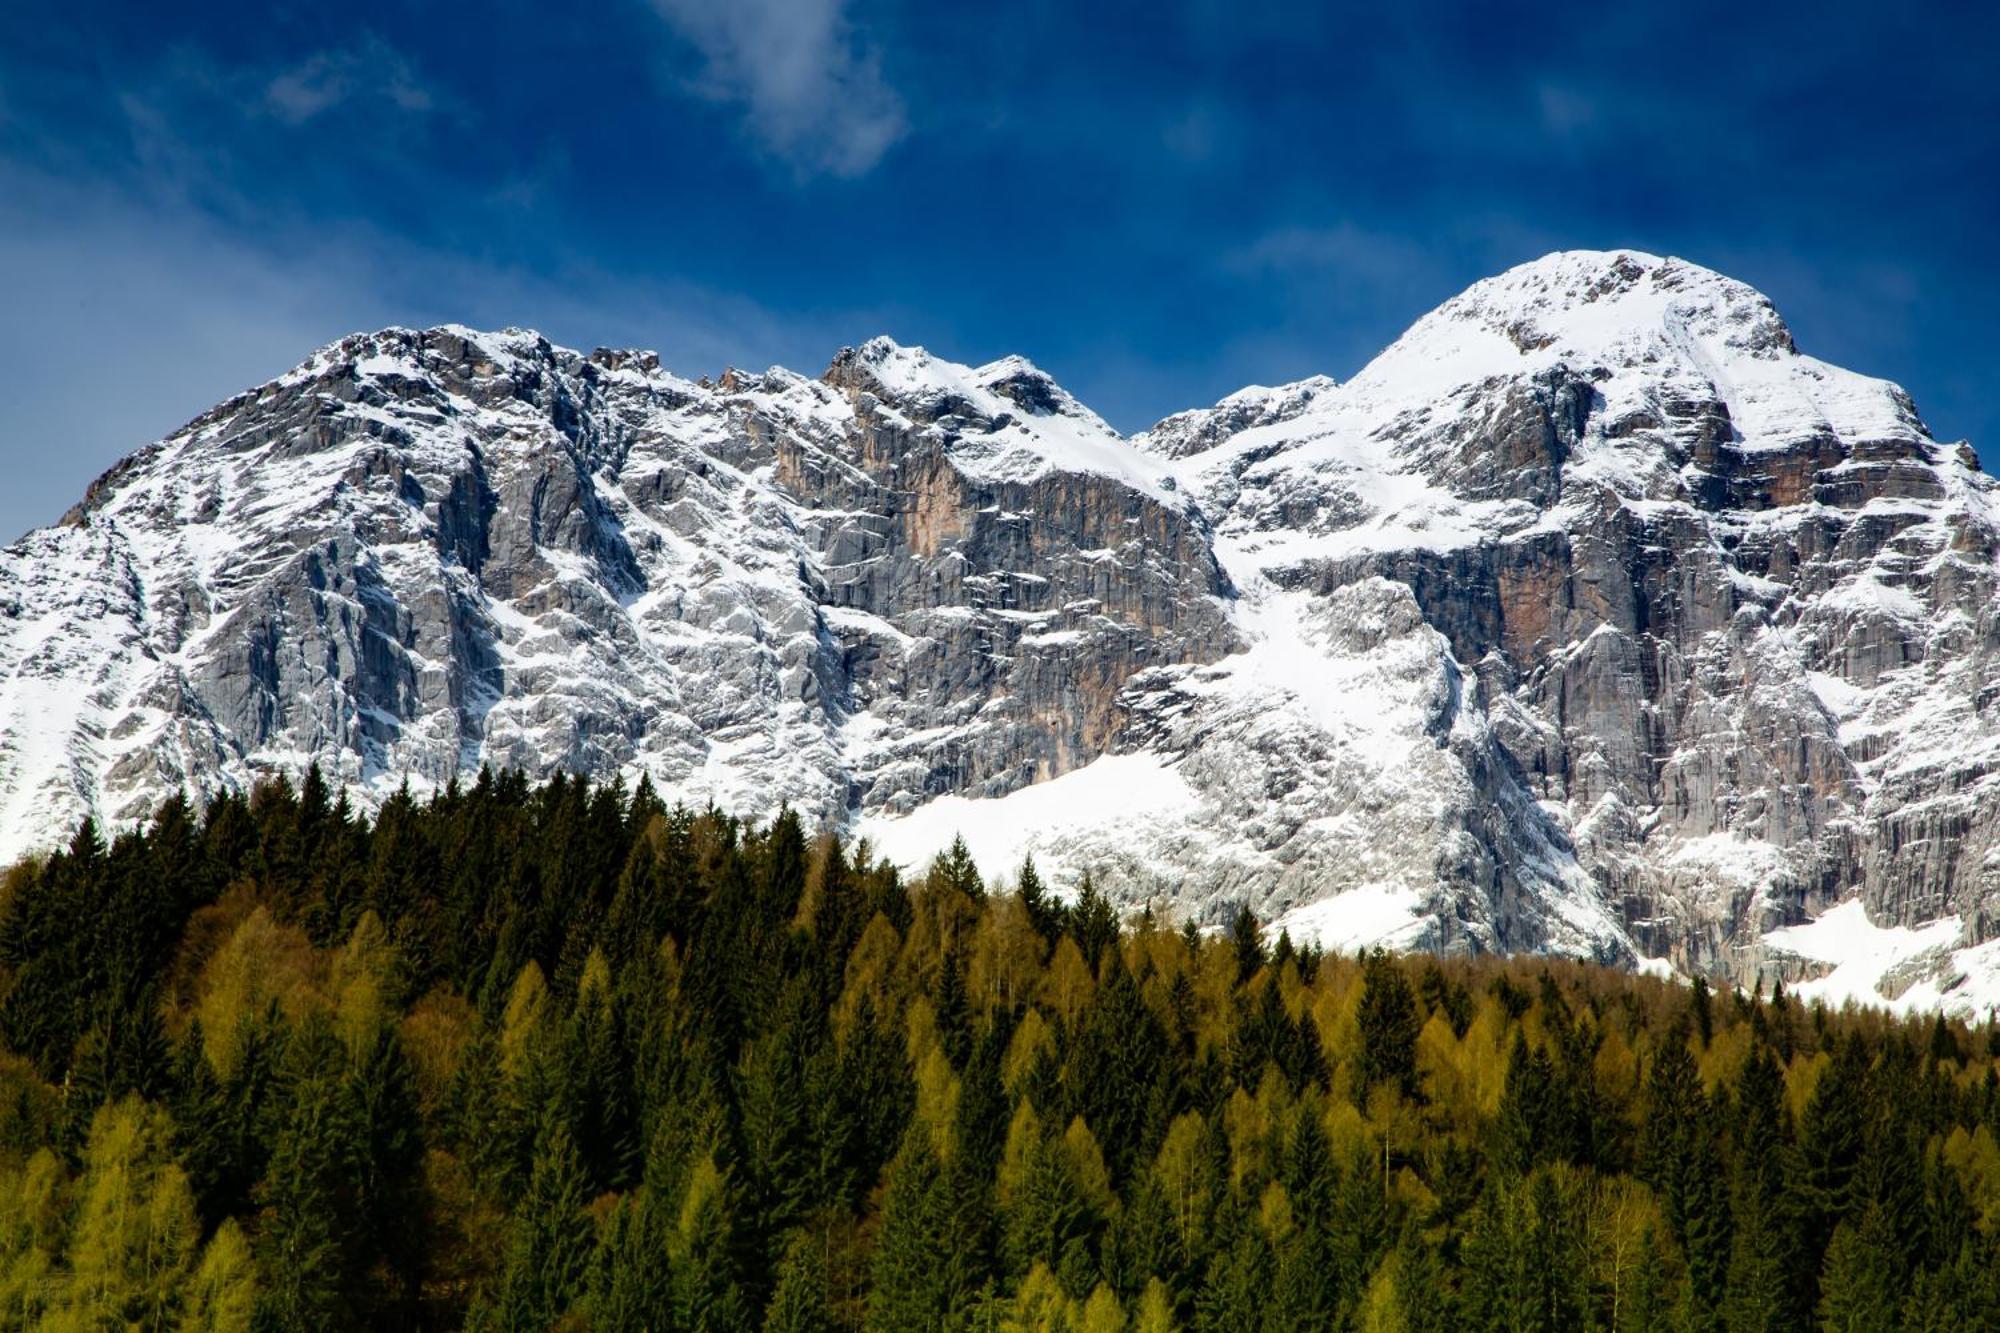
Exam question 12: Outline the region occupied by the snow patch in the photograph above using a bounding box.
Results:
[1764,901,1967,1013]
[858,752,1201,885]
[1269,883,1430,952]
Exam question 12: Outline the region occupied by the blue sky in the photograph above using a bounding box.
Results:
[1,0,1994,539]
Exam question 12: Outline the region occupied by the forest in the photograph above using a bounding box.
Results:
[0,769,1996,1330]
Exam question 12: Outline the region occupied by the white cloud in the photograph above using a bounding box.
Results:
[263,37,435,125]
[648,0,906,178]
[0,165,893,543]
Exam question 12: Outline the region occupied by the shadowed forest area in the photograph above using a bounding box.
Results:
[0,770,1997,1329]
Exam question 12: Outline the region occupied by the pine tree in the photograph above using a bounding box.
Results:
[1272,1112,1342,1323]
[1796,1032,1869,1278]
[1195,1221,1271,1332]
[1001,1121,1096,1281]
[1525,1169,1591,1330]
[1691,976,1715,1046]
[764,1231,836,1333]
[1495,1032,1554,1175]
[12,767,2000,1333]
[589,1191,673,1330]
[1227,903,1262,982]
[1067,952,1172,1186]
[1816,1205,1901,1330]
[347,1022,428,1318]
[1070,871,1119,971]
[1018,855,1061,943]
[1356,948,1421,1100]
[57,1097,202,1328]
[183,1218,260,1332]
[868,1134,984,1331]
[673,1154,751,1331]
[1638,1023,1730,1322]
[1722,1048,1794,1332]
[737,975,821,1255]
[256,1033,361,1332]
[491,1105,595,1329]
[930,834,984,902]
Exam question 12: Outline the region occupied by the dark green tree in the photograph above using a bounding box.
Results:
[1356,947,1422,1100]
[1816,1205,1901,1331]
[491,1106,595,1329]
[868,1135,985,1331]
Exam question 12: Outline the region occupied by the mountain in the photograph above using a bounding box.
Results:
[4,249,1997,1010]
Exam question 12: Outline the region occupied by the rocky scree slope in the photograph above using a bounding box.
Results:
[3,250,1996,1006]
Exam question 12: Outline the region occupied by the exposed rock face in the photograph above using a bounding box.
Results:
[1,330,1230,850]
[5,249,1999,1001]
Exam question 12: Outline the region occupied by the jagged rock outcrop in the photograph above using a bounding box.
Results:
[6,249,1999,1006]
[2,330,1231,847]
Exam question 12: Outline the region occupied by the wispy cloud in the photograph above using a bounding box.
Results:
[0,162,894,542]
[75,37,451,221]
[263,37,435,125]
[647,0,906,178]
[1224,221,1436,284]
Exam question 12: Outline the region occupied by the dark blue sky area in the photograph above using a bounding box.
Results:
[1,0,1994,537]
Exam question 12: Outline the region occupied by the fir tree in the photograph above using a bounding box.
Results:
[491,1106,595,1329]
[1227,902,1262,982]
[1816,1205,1901,1331]
[1069,871,1119,972]
[1018,854,1062,943]
[1356,947,1421,1100]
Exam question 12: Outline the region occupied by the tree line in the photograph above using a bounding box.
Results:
[0,767,1996,1328]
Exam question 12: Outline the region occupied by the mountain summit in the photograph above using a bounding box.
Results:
[4,251,1996,1009]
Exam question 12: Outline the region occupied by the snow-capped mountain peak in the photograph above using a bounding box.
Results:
[827,336,1185,505]
[7,251,2000,1013]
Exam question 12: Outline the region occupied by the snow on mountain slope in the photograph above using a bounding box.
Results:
[0,323,1236,854]
[1120,249,2000,992]
[6,250,2000,996]
[843,337,1184,504]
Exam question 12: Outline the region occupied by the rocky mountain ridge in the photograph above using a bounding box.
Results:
[5,249,1998,1010]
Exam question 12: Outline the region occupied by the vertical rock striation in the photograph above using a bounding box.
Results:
[5,251,1998,1004]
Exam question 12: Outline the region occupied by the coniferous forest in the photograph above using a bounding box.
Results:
[0,772,1998,1329]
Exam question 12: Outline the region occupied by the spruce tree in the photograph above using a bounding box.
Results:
[1722,1048,1794,1332]
[1816,1206,1901,1331]
[1018,855,1061,943]
[1356,948,1421,1100]
[1070,871,1119,971]
[257,1033,361,1332]
[491,1106,595,1329]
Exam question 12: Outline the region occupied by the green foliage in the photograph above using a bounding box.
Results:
[1356,947,1421,1099]
[868,1133,985,1331]
[0,770,1992,1329]
[490,1105,596,1329]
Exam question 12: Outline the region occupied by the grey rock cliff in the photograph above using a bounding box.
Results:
[5,251,1998,1004]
